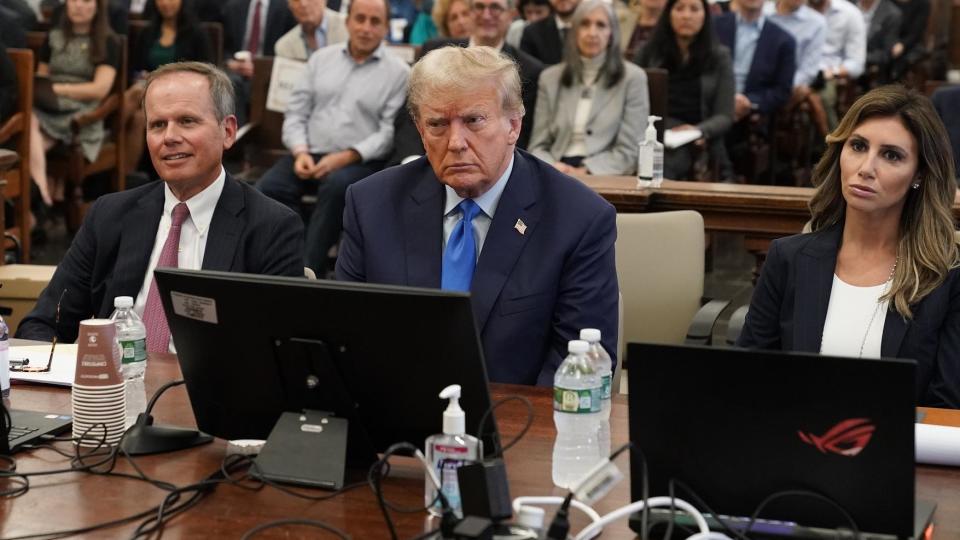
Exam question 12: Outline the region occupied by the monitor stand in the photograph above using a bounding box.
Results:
[121,413,213,455]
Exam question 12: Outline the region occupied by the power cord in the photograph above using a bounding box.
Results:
[477,395,534,459]
[745,490,860,539]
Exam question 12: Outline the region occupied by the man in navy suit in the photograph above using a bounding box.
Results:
[18,62,304,345]
[335,46,618,386]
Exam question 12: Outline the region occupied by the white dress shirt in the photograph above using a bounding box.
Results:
[442,154,515,258]
[134,169,227,344]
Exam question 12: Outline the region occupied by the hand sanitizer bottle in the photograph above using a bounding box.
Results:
[637,115,663,188]
[424,384,482,517]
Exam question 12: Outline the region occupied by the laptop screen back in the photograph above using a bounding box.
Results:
[627,343,915,537]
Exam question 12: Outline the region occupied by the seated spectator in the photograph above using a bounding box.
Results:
[0,0,35,48]
[29,0,119,207]
[622,0,665,59]
[738,85,960,409]
[124,0,215,179]
[714,0,795,179]
[808,0,866,133]
[637,0,734,179]
[48,0,130,35]
[0,41,16,125]
[275,0,348,60]
[888,0,929,82]
[506,0,551,48]
[931,84,960,178]
[257,0,410,275]
[765,0,825,104]
[529,0,648,175]
[421,0,544,149]
[430,0,475,38]
[520,0,581,65]
[409,0,439,44]
[859,0,900,84]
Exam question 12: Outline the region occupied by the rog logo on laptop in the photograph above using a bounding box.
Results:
[798,418,876,457]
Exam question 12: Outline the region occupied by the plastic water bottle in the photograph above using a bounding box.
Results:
[110,296,147,428]
[552,340,603,489]
[580,329,612,458]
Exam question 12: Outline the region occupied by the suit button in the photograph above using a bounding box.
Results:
[586,129,593,135]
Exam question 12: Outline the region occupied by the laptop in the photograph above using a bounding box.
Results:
[2,404,73,454]
[626,343,934,539]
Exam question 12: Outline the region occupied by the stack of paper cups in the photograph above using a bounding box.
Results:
[71,319,126,446]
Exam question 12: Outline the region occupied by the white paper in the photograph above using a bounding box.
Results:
[9,344,79,387]
[266,57,308,114]
[664,128,703,149]
[916,423,960,467]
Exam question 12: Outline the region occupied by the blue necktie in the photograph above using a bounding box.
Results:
[442,199,482,291]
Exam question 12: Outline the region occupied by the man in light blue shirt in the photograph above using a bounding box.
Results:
[258,0,411,275]
[766,0,826,90]
[809,0,866,131]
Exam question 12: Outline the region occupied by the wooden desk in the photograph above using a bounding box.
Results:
[4,353,960,538]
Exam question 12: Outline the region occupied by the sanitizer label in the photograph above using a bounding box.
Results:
[554,386,601,413]
[119,338,147,365]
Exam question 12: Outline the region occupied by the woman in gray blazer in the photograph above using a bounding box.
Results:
[636,0,734,180]
[529,0,649,176]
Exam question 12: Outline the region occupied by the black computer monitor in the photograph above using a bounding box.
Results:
[152,268,497,465]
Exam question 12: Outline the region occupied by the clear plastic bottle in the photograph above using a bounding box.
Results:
[580,328,612,459]
[637,115,664,188]
[552,340,603,489]
[424,384,481,517]
[110,296,147,428]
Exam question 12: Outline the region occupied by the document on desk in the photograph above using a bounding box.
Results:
[9,344,78,387]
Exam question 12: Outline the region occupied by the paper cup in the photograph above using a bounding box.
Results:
[74,320,123,387]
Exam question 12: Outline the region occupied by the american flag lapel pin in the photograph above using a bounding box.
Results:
[514,219,527,235]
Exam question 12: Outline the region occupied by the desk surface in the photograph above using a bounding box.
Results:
[5,353,960,539]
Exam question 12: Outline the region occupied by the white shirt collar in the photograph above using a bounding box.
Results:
[555,15,572,30]
[444,153,515,219]
[468,36,505,51]
[162,166,226,236]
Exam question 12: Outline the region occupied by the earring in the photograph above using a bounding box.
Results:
[912,183,920,189]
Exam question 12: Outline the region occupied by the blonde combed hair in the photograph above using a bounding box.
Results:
[808,85,959,319]
[407,46,525,121]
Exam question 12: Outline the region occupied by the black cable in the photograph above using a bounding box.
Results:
[477,395,534,459]
[240,518,350,539]
[545,492,574,540]
[745,490,860,540]
[143,379,185,416]
[667,479,748,540]
[367,442,451,540]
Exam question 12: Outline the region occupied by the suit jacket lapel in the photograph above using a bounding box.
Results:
[201,174,244,272]
[111,183,165,298]
[470,152,541,331]
[559,84,580,138]
[881,306,909,357]
[793,224,842,352]
[404,171,445,288]
[588,83,615,125]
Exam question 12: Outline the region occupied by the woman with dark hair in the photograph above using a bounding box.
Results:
[124,0,214,176]
[738,86,960,408]
[529,0,649,175]
[635,0,733,180]
[29,0,118,207]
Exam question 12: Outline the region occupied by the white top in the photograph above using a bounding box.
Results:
[564,54,605,159]
[820,274,889,358]
[134,168,227,349]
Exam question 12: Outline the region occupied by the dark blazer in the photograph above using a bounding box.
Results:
[736,223,960,408]
[419,38,544,150]
[221,0,295,58]
[17,175,305,343]
[0,41,15,123]
[932,85,960,177]
[0,4,28,48]
[865,0,902,69]
[519,16,564,66]
[713,12,796,115]
[130,23,215,79]
[335,150,619,386]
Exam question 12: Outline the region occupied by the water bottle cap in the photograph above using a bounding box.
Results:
[568,340,589,354]
[114,296,134,308]
[579,328,601,342]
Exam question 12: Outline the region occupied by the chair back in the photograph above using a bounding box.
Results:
[643,67,667,143]
[615,210,704,346]
[0,48,34,261]
[202,22,224,65]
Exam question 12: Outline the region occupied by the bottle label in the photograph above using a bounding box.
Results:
[119,338,147,365]
[601,374,612,400]
[554,386,601,413]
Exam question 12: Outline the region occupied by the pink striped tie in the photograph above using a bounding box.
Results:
[143,203,190,353]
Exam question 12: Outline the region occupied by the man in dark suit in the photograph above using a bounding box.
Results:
[519,0,578,65]
[18,62,304,346]
[420,0,544,150]
[336,46,618,386]
[859,0,901,82]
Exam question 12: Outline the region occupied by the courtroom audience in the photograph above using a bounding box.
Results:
[859,0,900,84]
[887,0,929,82]
[520,0,581,65]
[530,0,648,175]
[0,42,16,125]
[931,85,960,179]
[430,0,475,38]
[636,0,734,179]
[336,46,618,385]
[124,0,215,177]
[765,0,825,104]
[506,0,551,48]
[409,0,440,44]
[808,0,866,133]
[738,86,960,409]
[274,0,348,59]
[258,0,410,275]
[30,0,119,208]
[622,0,666,60]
